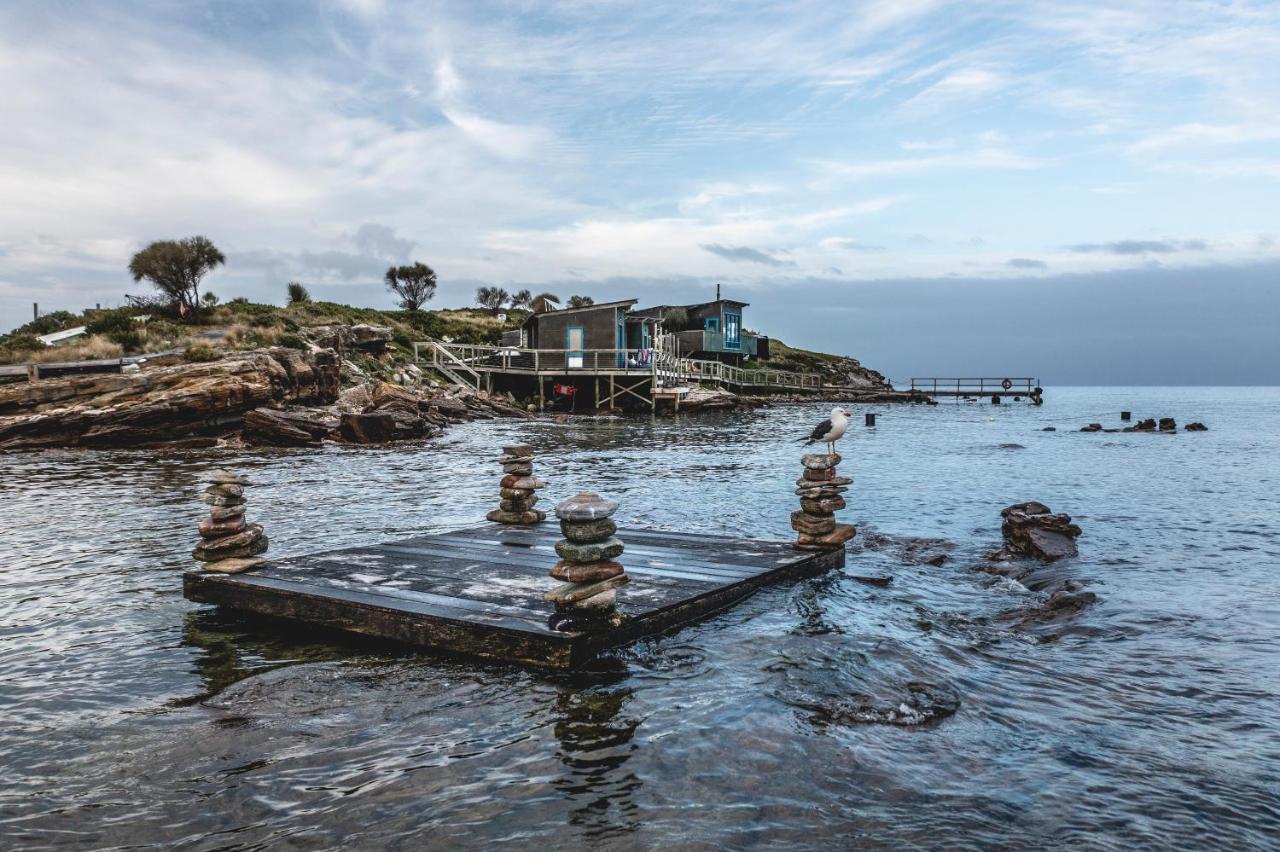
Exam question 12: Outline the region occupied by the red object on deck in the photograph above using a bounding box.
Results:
[552,384,576,396]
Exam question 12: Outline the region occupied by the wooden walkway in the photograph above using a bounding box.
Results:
[183,523,844,670]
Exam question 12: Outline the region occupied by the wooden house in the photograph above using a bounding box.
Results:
[520,299,661,369]
[630,299,764,364]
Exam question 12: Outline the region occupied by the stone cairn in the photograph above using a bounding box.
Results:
[486,443,547,524]
[193,469,269,573]
[792,453,857,550]
[544,492,628,629]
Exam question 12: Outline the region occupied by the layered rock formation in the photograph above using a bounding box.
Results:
[0,348,338,450]
[999,501,1082,562]
[792,453,857,550]
[486,443,547,524]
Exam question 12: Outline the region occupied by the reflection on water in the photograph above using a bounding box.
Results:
[2,388,1279,848]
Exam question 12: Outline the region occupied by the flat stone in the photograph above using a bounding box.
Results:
[801,453,841,470]
[795,524,857,550]
[795,476,852,489]
[205,469,247,486]
[570,588,617,610]
[205,483,244,498]
[555,491,618,522]
[794,485,849,498]
[486,509,545,525]
[500,496,539,512]
[791,510,836,535]
[199,524,264,552]
[500,475,545,490]
[543,573,629,604]
[502,444,533,457]
[201,557,266,574]
[208,503,247,521]
[802,467,836,482]
[549,559,626,582]
[555,536,624,562]
[560,517,618,543]
[202,493,247,507]
[498,455,534,465]
[501,464,534,476]
[801,496,846,514]
[193,532,268,562]
[199,516,246,538]
[500,487,535,500]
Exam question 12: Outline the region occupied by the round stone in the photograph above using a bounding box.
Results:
[208,504,246,521]
[801,496,846,514]
[801,453,841,470]
[560,517,617,543]
[487,509,545,525]
[501,475,545,490]
[502,444,533,457]
[555,491,618,522]
[203,493,247,507]
[206,469,247,485]
[549,560,625,582]
[572,588,617,610]
[791,510,836,535]
[500,487,535,500]
[199,516,246,538]
[205,483,244,498]
[555,536,624,562]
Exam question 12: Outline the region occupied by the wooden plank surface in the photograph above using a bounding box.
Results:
[184,522,845,669]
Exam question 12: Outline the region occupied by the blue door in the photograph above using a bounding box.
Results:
[724,311,741,350]
[616,311,626,367]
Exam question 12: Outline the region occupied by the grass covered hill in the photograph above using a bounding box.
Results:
[0,301,525,367]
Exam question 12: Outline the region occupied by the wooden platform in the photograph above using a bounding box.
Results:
[183,523,845,670]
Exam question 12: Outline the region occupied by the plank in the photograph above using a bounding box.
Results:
[183,522,846,670]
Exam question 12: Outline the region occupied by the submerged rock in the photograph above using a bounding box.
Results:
[1185,422,1208,431]
[810,682,960,727]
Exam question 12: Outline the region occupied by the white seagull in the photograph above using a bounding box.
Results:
[800,407,852,455]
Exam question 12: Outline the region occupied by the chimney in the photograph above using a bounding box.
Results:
[33,302,38,322]
[716,282,721,301]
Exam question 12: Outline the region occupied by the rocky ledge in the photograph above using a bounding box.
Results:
[0,347,527,451]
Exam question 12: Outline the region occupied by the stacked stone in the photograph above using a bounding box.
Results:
[544,492,628,626]
[486,443,547,524]
[193,469,269,573]
[792,453,857,550]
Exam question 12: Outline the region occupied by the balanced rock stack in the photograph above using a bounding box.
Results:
[486,444,547,524]
[544,492,628,627]
[792,453,857,550]
[193,470,269,573]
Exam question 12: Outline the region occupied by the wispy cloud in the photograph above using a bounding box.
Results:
[1067,239,1210,255]
[700,243,794,267]
[1007,257,1047,269]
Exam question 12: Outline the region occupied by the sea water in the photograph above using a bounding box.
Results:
[1,387,1277,848]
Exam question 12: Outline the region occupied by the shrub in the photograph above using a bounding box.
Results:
[185,344,219,362]
[228,296,250,305]
[2,333,44,353]
[12,310,78,337]
[287,282,312,304]
[277,333,308,350]
[86,310,137,336]
[107,328,142,351]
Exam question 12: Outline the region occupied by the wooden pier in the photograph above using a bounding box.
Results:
[183,522,844,670]
[909,377,1042,402]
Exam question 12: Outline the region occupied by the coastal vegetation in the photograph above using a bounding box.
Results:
[127,236,226,320]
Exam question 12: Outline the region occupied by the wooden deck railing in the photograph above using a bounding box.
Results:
[909,377,1041,396]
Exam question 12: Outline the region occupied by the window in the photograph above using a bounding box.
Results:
[705,317,720,333]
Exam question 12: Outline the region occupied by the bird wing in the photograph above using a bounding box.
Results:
[807,418,833,441]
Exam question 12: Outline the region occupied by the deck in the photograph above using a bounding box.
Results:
[183,523,845,670]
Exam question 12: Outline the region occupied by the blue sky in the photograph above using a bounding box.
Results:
[1,0,1277,381]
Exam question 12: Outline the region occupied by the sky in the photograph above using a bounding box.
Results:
[1,0,1277,383]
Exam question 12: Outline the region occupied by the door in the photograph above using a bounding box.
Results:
[566,326,584,369]
[724,311,741,350]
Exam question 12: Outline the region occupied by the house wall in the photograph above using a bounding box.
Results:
[530,305,622,350]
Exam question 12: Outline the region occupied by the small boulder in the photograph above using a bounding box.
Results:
[1000,502,1081,561]
[1185,422,1208,432]
[1158,417,1177,432]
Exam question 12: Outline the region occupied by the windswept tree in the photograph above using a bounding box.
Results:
[127,236,225,320]
[287,281,312,304]
[475,286,510,312]
[510,289,533,310]
[530,292,560,313]
[566,295,594,308]
[385,262,437,311]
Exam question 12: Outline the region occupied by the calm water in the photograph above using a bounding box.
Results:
[2,387,1278,849]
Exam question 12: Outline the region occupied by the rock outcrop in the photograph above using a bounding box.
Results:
[0,348,339,450]
[999,501,1082,561]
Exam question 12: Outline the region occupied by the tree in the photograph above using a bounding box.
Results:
[476,286,510,312]
[287,281,312,304]
[510,289,533,309]
[201,292,220,307]
[530,292,560,313]
[566,295,594,308]
[385,262,437,311]
[127,236,225,320]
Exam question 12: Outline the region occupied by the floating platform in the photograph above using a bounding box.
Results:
[183,522,844,670]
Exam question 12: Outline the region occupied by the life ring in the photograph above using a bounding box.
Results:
[1000,378,1013,390]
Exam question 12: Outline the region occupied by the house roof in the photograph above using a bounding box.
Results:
[521,299,638,326]
[631,298,749,317]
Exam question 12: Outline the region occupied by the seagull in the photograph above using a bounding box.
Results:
[800,407,852,455]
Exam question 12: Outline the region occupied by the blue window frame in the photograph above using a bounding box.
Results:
[616,310,627,367]
[724,311,741,349]
[705,317,720,333]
